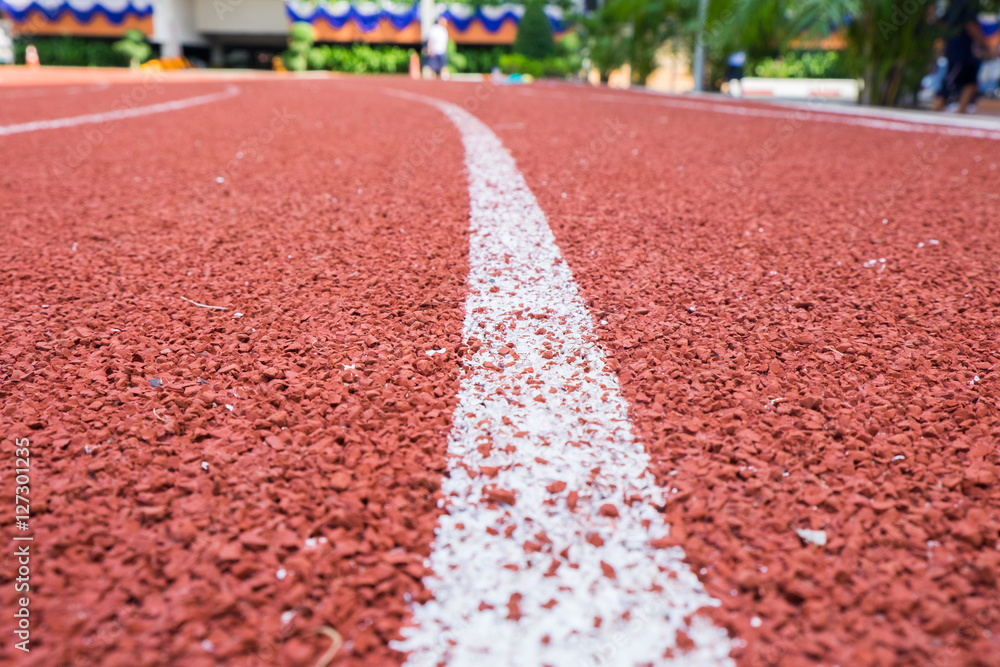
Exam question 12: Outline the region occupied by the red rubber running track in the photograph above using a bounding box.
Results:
[1,75,998,667]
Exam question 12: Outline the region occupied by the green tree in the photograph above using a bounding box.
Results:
[622,0,691,84]
[515,0,556,60]
[112,29,151,69]
[285,21,315,72]
[580,0,691,85]
[580,1,630,82]
[789,0,936,105]
[702,0,1000,106]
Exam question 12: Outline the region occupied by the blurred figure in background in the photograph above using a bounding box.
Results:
[726,51,746,97]
[426,16,450,81]
[934,0,997,113]
[978,13,1000,98]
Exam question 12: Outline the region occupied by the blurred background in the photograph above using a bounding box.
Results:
[1,0,999,109]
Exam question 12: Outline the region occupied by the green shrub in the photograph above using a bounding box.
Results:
[751,51,849,79]
[288,22,315,46]
[285,21,315,72]
[542,56,571,77]
[514,0,555,60]
[14,36,129,67]
[499,52,572,78]
[296,41,508,76]
[306,47,326,71]
[112,29,151,69]
[447,40,468,73]
[452,46,509,73]
[556,31,582,75]
[312,44,412,74]
[501,53,544,77]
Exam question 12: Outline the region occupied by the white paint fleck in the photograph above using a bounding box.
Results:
[794,528,827,547]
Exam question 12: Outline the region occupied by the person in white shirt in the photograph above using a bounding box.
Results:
[426,16,450,80]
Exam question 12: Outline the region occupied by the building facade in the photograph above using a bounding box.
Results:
[0,0,569,62]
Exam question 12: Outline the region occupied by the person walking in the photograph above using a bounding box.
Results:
[726,51,746,97]
[934,0,997,113]
[426,16,450,80]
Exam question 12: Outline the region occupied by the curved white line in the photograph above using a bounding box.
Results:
[0,85,240,137]
[0,82,113,100]
[391,91,734,666]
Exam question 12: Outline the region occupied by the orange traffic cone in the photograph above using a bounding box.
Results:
[409,52,420,80]
[25,44,40,69]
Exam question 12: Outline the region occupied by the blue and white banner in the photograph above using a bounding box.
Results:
[0,0,152,24]
[284,1,566,35]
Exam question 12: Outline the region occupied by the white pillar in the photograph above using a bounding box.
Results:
[152,0,182,58]
[693,0,709,92]
[420,0,436,41]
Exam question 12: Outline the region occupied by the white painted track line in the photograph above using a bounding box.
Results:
[0,85,240,137]
[517,85,1000,140]
[392,93,734,666]
[633,95,1000,140]
[0,82,112,100]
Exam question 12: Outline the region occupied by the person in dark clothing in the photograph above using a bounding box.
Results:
[725,51,746,97]
[934,0,997,112]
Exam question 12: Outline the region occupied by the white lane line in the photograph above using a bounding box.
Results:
[392,94,734,666]
[514,85,1000,140]
[0,85,240,137]
[624,95,1000,140]
[0,82,112,100]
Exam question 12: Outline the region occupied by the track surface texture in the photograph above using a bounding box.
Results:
[2,76,999,667]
